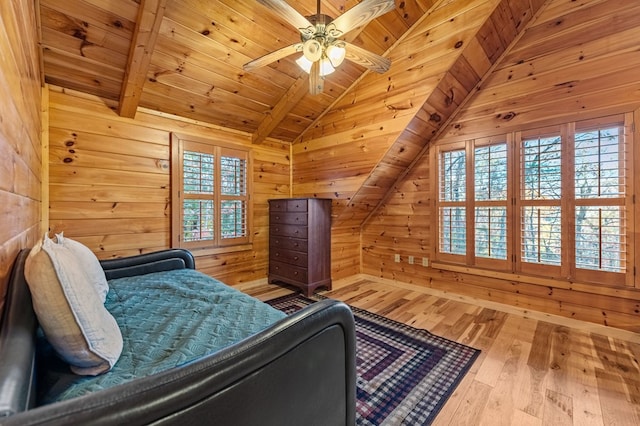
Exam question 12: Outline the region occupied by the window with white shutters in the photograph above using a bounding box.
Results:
[435,114,632,286]
[172,134,251,250]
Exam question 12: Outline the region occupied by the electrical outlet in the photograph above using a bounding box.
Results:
[394,254,401,263]
[422,257,429,267]
[408,255,414,264]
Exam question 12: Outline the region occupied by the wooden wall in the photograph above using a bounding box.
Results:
[362,0,640,332]
[48,87,290,285]
[0,1,42,315]
[292,0,508,279]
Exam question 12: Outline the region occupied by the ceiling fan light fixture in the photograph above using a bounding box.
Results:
[296,55,335,76]
[326,44,346,67]
[302,39,323,62]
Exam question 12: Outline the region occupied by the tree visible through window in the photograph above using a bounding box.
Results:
[172,134,250,249]
[435,115,631,286]
[475,143,508,260]
[520,134,562,266]
[439,148,466,255]
[574,126,625,273]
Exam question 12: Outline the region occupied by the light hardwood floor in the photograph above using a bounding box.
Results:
[243,276,640,426]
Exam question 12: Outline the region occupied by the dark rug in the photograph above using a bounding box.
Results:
[266,294,481,426]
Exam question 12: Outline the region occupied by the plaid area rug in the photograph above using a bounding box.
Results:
[266,294,480,426]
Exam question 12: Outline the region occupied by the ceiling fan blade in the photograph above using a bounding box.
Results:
[309,60,324,95]
[256,0,315,33]
[343,41,391,73]
[329,0,395,36]
[243,43,302,71]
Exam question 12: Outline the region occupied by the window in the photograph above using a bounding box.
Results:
[573,123,627,283]
[171,133,251,250]
[435,115,632,286]
[438,146,466,257]
[436,137,511,268]
[474,142,508,264]
[518,131,563,274]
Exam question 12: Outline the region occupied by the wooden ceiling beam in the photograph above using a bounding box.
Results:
[252,72,308,144]
[118,0,167,118]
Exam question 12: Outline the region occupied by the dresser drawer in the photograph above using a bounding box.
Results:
[270,224,308,239]
[270,249,307,267]
[270,212,308,225]
[269,260,308,283]
[270,237,307,253]
[270,199,308,212]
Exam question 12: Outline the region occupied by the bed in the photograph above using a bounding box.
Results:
[0,248,356,425]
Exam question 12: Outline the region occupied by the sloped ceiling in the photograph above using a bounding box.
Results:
[39,0,438,141]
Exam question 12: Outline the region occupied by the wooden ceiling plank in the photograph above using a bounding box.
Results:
[42,26,129,69]
[40,0,136,37]
[118,0,167,118]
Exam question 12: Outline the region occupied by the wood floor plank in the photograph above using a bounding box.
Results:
[543,389,574,425]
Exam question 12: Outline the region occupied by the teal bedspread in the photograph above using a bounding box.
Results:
[39,269,286,404]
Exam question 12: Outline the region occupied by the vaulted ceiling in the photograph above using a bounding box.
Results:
[38,0,556,229]
[39,0,563,229]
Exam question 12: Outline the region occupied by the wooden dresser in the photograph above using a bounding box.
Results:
[268,198,331,296]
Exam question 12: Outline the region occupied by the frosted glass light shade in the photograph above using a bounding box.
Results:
[326,45,346,67]
[296,55,336,76]
[302,39,322,62]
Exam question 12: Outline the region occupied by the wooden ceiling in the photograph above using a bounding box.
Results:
[38,0,443,143]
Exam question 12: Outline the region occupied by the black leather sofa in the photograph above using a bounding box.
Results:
[0,249,356,425]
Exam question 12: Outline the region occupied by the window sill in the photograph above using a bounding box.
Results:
[430,261,635,296]
[189,243,253,257]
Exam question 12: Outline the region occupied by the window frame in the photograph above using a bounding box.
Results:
[433,114,634,287]
[171,133,252,252]
[515,125,564,279]
[473,135,513,271]
[435,141,467,264]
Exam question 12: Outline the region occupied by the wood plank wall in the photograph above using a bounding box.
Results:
[48,87,290,285]
[362,0,640,332]
[292,0,504,279]
[0,0,42,316]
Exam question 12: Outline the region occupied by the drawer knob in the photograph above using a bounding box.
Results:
[275,252,279,257]
[293,271,298,276]
[294,256,298,261]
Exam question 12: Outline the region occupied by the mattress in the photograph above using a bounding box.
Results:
[37,268,286,404]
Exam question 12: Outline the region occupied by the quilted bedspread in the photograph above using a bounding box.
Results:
[38,269,286,404]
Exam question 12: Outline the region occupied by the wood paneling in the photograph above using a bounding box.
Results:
[362,1,640,333]
[48,86,290,284]
[442,0,640,141]
[0,0,42,316]
[292,0,545,231]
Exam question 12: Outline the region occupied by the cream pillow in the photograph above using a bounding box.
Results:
[24,235,122,376]
[56,233,109,303]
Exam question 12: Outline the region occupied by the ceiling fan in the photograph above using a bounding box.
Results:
[243,0,396,95]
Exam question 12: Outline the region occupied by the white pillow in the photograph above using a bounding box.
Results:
[24,234,122,376]
[56,233,109,303]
